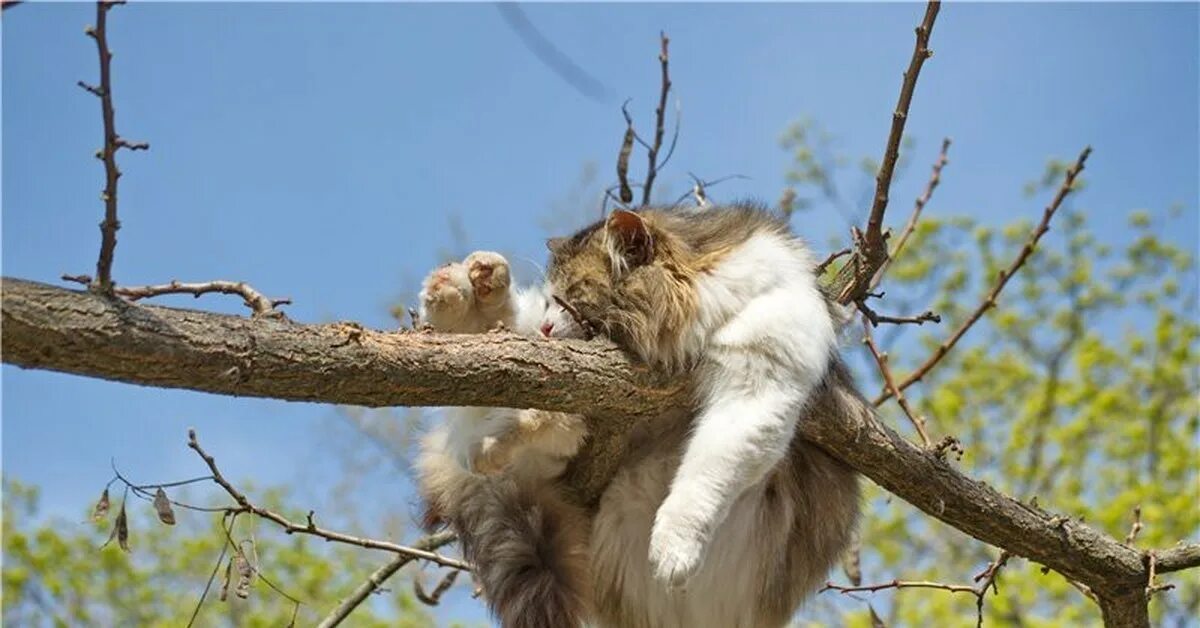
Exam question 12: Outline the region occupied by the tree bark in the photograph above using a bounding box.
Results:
[1097,590,1150,628]
[3,276,1194,615]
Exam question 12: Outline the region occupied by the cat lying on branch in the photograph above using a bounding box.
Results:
[417,204,863,628]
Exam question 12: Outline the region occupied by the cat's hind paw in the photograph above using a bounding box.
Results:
[418,251,513,333]
[418,262,473,331]
[464,251,511,308]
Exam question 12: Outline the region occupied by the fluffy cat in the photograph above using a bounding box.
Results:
[416,205,861,628]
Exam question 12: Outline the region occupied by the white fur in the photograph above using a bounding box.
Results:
[418,254,588,486]
[419,231,840,626]
[647,231,836,585]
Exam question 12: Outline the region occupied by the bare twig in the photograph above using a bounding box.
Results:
[862,318,933,447]
[863,2,939,250]
[117,280,290,318]
[875,146,1092,405]
[617,103,636,205]
[972,551,1012,628]
[872,137,952,289]
[1145,551,1176,599]
[831,1,940,305]
[186,514,232,628]
[186,428,470,570]
[641,32,671,206]
[62,275,291,318]
[825,550,1010,628]
[414,569,460,606]
[858,300,941,327]
[80,0,149,294]
[822,579,977,596]
[816,248,852,276]
[669,173,750,208]
[552,295,598,340]
[656,99,682,175]
[317,532,458,628]
[1124,506,1143,546]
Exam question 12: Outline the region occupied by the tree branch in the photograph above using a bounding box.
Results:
[80,0,148,294]
[2,275,1187,608]
[63,275,290,318]
[641,32,671,206]
[830,0,940,305]
[316,532,457,628]
[871,136,951,289]
[875,146,1092,404]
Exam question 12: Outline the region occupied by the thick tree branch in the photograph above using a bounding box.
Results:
[2,275,1189,608]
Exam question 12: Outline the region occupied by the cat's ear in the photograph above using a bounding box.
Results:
[546,237,568,255]
[605,210,654,267]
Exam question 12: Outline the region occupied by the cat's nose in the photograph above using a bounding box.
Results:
[540,322,554,337]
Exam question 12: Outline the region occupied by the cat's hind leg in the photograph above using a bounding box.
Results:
[418,251,514,333]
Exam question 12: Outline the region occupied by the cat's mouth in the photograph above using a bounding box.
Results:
[552,295,598,340]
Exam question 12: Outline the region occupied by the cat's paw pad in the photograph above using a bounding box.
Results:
[419,263,472,328]
[648,519,705,590]
[464,251,511,306]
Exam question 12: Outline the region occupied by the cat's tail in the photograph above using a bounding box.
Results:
[449,476,592,628]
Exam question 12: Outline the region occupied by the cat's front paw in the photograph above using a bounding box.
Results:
[648,512,706,590]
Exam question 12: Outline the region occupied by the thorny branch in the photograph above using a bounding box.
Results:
[62,275,291,318]
[874,146,1092,405]
[79,0,149,294]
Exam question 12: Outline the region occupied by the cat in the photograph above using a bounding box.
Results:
[416,204,862,628]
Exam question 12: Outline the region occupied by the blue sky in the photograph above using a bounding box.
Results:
[3,2,1197,624]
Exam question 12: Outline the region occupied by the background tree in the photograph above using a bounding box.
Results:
[3,2,1196,626]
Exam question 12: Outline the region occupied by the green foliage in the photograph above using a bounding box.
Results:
[2,480,438,627]
[834,179,1198,625]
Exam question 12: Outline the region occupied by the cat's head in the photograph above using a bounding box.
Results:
[541,209,700,369]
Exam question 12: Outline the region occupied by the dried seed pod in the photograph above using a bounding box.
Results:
[92,487,111,522]
[152,487,175,525]
[234,552,254,599]
[115,502,130,551]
